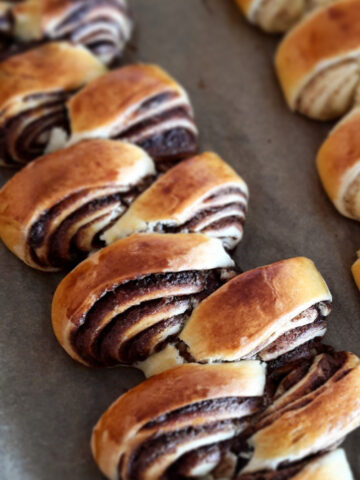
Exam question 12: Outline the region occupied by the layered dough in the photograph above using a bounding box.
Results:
[0,0,133,65]
[276,0,360,120]
[0,41,106,166]
[91,351,360,480]
[140,257,331,377]
[0,139,155,270]
[51,233,235,367]
[103,152,249,251]
[91,362,266,480]
[50,64,199,171]
[236,0,334,33]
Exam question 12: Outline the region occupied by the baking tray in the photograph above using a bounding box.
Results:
[0,1,359,478]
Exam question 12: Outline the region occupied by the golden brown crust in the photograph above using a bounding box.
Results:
[276,0,360,109]
[317,107,360,218]
[180,257,331,362]
[68,64,185,135]
[52,233,234,363]
[0,139,154,269]
[0,42,106,122]
[102,151,248,244]
[244,352,360,472]
[91,362,266,480]
[351,253,360,290]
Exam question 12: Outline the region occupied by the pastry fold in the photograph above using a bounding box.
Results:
[276,0,360,120]
[140,257,331,377]
[103,152,249,251]
[0,139,155,271]
[91,362,266,480]
[57,64,198,171]
[241,351,360,474]
[317,106,360,219]
[51,233,235,368]
[236,0,334,33]
[0,41,106,166]
[2,0,132,65]
[237,449,354,479]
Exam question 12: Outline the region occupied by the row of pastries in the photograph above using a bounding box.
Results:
[0,1,359,479]
[236,0,360,289]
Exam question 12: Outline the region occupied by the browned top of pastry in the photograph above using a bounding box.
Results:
[0,139,153,228]
[235,0,253,15]
[180,257,331,361]
[92,362,265,480]
[52,233,234,328]
[68,64,185,134]
[0,42,106,120]
[276,0,360,105]
[245,352,360,472]
[317,107,360,202]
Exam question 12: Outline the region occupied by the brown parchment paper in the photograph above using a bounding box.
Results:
[0,1,359,478]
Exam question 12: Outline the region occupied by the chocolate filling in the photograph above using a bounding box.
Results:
[72,268,233,366]
[28,177,153,269]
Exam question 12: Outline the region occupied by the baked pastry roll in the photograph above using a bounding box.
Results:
[56,64,198,171]
[0,140,155,271]
[140,257,331,377]
[351,252,360,290]
[91,362,266,480]
[317,107,360,220]
[276,0,360,120]
[103,152,249,251]
[52,233,235,368]
[10,0,132,65]
[240,350,360,474]
[235,0,334,33]
[0,41,106,166]
[237,449,354,479]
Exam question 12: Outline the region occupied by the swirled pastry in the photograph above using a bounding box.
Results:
[52,233,236,368]
[0,41,106,166]
[276,0,360,120]
[140,257,331,377]
[237,449,354,479]
[103,152,249,251]
[236,0,334,33]
[0,140,155,271]
[240,350,360,474]
[317,106,360,220]
[91,362,266,480]
[53,64,198,171]
[9,0,132,65]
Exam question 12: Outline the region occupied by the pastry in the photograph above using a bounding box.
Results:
[276,0,360,120]
[0,41,106,166]
[91,362,266,480]
[351,252,360,289]
[317,106,360,220]
[235,0,334,33]
[103,151,249,251]
[236,450,354,479]
[51,64,198,171]
[0,139,155,270]
[1,0,132,65]
[139,257,331,377]
[241,351,360,474]
[52,233,236,368]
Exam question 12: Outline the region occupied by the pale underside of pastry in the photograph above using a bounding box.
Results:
[103,151,249,251]
[0,139,155,270]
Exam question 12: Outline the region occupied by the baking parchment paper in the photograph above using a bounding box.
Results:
[0,1,359,478]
